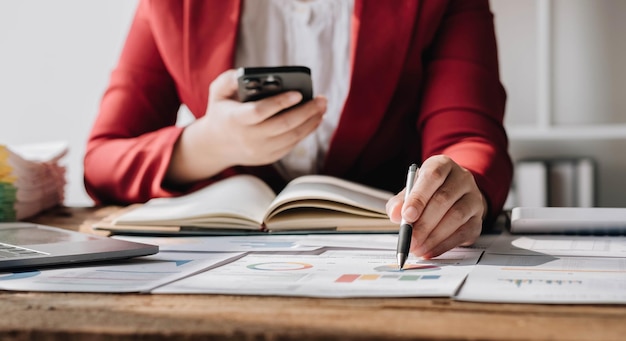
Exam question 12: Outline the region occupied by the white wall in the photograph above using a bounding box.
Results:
[1,0,625,207]
[0,0,138,206]
[492,0,626,207]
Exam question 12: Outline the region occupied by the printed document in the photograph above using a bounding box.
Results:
[456,252,626,304]
[457,234,626,304]
[0,251,242,293]
[153,249,482,298]
[487,234,626,257]
[114,235,322,252]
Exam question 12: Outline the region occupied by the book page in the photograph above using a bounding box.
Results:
[266,210,397,231]
[113,175,276,230]
[264,175,394,230]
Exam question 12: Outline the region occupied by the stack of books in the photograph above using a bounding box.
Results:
[512,157,596,208]
[0,142,67,221]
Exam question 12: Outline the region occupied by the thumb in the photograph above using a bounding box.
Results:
[209,69,239,101]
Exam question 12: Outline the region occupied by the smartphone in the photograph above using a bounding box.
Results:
[236,66,313,104]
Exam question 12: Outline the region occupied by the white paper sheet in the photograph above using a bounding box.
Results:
[114,235,321,252]
[296,233,397,249]
[295,233,499,251]
[153,249,483,298]
[0,251,243,293]
[456,252,626,304]
[487,234,626,257]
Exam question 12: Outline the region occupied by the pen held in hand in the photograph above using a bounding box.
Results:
[396,163,418,270]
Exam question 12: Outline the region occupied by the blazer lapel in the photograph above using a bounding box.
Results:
[185,0,241,114]
[323,0,420,176]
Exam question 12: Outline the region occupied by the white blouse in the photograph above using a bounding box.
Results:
[235,0,354,181]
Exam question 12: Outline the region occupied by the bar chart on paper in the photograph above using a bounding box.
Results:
[456,253,626,304]
[335,273,441,283]
[153,249,483,298]
[498,278,584,288]
[334,263,444,283]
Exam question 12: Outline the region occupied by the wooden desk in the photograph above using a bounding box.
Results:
[1,206,624,341]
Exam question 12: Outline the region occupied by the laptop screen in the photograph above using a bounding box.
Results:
[0,224,97,245]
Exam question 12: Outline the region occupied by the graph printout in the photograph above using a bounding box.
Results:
[153,249,483,298]
[455,253,626,304]
[0,252,243,293]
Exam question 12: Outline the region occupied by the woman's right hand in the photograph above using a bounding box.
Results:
[166,69,327,185]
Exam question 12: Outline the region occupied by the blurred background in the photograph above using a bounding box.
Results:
[1,0,625,207]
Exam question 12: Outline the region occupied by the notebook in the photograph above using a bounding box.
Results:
[0,222,158,271]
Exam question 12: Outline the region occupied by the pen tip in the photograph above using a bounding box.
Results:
[397,253,407,270]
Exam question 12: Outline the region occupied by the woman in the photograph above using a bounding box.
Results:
[84,0,512,258]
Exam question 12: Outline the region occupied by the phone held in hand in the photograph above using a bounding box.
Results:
[236,66,313,104]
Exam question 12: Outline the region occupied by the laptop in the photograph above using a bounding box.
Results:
[0,222,158,271]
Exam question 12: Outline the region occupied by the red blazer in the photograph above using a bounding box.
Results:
[84,0,512,224]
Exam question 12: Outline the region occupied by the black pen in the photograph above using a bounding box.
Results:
[396,163,418,270]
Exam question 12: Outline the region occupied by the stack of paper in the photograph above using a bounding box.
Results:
[0,142,67,221]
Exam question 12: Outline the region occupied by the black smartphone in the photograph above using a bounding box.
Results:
[236,66,313,104]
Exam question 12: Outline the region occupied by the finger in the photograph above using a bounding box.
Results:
[416,215,482,259]
[411,194,479,256]
[261,96,326,137]
[401,157,453,224]
[209,69,239,101]
[264,105,325,153]
[238,91,305,125]
[236,101,324,166]
[410,169,472,248]
[386,191,405,223]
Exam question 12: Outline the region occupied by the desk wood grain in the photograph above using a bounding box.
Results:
[0,206,622,341]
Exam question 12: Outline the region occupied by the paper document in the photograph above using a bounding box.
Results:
[488,234,626,257]
[456,253,626,304]
[295,233,397,249]
[294,233,498,250]
[0,251,243,293]
[0,142,67,221]
[153,249,482,298]
[114,235,322,252]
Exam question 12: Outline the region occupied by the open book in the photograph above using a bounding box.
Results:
[95,174,398,235]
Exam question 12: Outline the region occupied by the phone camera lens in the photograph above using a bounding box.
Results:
[262,75,282,92]
[244,78,262,91]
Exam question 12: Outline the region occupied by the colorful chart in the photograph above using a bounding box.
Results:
[335,273,441,283]
[246,262,313,271]
[374,264,441,272]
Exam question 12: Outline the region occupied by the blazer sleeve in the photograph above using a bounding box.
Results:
[83,0,184,204]
[417,0,513,226]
